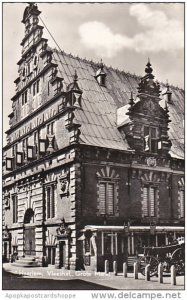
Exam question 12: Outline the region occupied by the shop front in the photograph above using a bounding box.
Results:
[79,225,184,272]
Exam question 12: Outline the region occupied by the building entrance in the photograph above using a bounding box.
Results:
[25,226,36,255]
[24,208,36,256]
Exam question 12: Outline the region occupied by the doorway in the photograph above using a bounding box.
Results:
[24,208,35,256]
[59,241,66,268]
[25,226,36,255]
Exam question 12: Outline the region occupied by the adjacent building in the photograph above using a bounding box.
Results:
[3,3,184,271]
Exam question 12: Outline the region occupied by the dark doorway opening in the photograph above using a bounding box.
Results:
[24,208,35,256]
[59,241,66,268]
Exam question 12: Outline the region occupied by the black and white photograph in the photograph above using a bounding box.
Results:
[2,0,185,296]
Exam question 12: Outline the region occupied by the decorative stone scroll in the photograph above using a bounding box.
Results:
[3,225,11,240]
[146,157,157,167]
[56,218,72,238]
[59,171,70,197]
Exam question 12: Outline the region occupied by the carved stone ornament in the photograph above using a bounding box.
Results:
[4,192,10,209]
[3,225,11,240]
[146,157,157,167]
[59,171,70,197]
[56,218,72,237]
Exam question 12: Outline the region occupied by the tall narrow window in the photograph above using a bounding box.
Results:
[144,126,158,153]
[180,189,184,218]
[46,185,56,219]
[33,79,40,96]
[33,82,36,96]
[47,122,54,135]
[143,186,157,217]
[37,79,40,93]
[12,195,18,223]
[21,90,28,106]
[99,182,115,216]
[22,94,24,106]
[25,90,27,104]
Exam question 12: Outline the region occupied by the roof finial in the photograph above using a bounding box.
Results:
[74,70,78,82]
[129,91,135,107]
[99,59,104,70]
[145,58,153,74]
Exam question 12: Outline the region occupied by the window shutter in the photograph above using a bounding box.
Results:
[39,139,46,154]
[6,158,13,170]
[27,146,33,159]
[144,135,150,151]
[158,141,162,150]
[143,187,148,216]
[107,183,114,215]
[16,152,23,165]
[180,190,184,218]
[99,183,106,215]
[149,187,155,217]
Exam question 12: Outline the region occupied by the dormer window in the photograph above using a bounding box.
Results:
[97,75,106,86]
[144,126,158,153]
[95,60,106,87]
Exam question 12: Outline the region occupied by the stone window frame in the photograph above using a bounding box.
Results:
[140,171,160,219]
[44,174,57,220]
[142,184,158,218]
[143,125,158,154]
[96,166,119,217]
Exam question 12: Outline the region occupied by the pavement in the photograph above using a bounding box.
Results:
[3,263,185,290]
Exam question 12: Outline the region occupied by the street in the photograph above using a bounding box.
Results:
[2,263,184,290]
[2,269,115,290]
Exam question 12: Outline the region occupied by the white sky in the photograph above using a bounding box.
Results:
[2,1,184,145]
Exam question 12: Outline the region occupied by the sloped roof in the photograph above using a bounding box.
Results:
[52,49,184,159]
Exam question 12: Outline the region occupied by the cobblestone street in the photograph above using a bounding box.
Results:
[3,263,184,290]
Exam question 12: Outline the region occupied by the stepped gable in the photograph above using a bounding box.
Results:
[51,48,184,158]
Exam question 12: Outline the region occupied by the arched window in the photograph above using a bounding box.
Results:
[24,208,34,224]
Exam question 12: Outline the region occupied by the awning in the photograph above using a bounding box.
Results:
[83,225,184,233]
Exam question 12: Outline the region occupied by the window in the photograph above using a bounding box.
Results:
[179,189,184,218]
[27,63,30,75]
[25,90,27,104]
[16,153,23,165]
[34,131,39,154]
[46,185,56,219]
[47,122,54,135]
[12,195,18,223]
[27,146,34,160]
[99,182,115,216]
[144,126,158,153]
[34,56,37,66]
[12,144,17,157]
[22,138,28,160]
[21,90,28,106]
[142,186,157,217]
[6,158,13,170]
[33,80,40,96]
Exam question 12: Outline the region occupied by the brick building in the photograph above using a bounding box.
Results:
[3,3,184,271]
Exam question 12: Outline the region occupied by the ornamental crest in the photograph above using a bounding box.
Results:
[146,157,157,167]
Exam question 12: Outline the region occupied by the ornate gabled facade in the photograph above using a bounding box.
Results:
[3,4,184,272]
